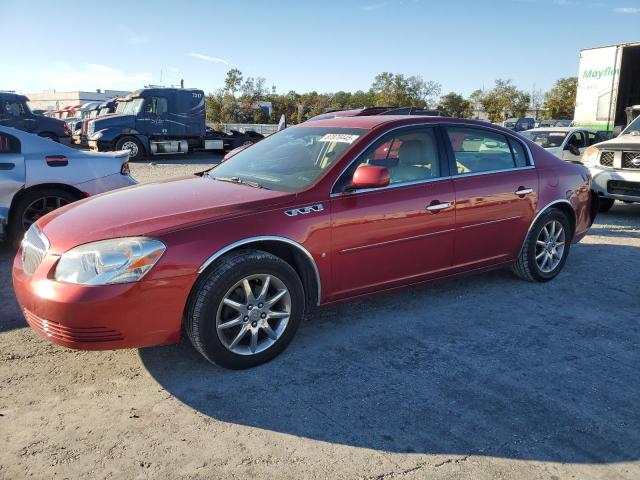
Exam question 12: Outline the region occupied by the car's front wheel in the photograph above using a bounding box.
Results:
[512,209,572,282]
[186,249,305,369]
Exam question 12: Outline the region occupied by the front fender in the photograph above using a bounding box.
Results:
[93,128,149,153]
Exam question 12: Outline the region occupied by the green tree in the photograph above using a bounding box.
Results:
[480,79,530,122]
[438,92,473,118]
[370,72,441,108]
[468,89,485,119]
[224,68,243,95]
[544,77,577,119]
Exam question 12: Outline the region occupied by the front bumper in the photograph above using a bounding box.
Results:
[589,167,640,202]
[12,250,196,350]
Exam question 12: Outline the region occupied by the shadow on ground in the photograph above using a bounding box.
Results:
[0,243,23,333]
[140,242,640,462]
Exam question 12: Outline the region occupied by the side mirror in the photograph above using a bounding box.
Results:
[565,144,581,156]
[350,165,390,190]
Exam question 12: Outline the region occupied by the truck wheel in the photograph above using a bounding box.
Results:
[115,136,144,161]
[512,209,572,283]
[598,198,615,212]
[38,132,60,143]
[186,249,305,369]
[9,188,78,246]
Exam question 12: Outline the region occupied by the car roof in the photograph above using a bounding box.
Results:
[293,115,498,131]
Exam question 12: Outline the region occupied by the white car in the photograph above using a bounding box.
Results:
[519,127,607,162]
[0,125,136,243]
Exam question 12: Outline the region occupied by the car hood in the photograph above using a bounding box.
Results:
[35,114,67,135]
[595,134,640,151]
[38,175,294,254]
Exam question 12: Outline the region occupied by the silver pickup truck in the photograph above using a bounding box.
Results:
[582,113,640,212]
[0,125,135,243]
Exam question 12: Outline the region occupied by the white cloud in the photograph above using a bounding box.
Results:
[187,53,232,66]
[42,62,152,89]
[362,2,388,11]
[614,6,640,13]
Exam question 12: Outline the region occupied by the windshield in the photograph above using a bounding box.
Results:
[622,115,640,135]
[121,98,143,115]
[520,130,568,148]
[208,127,366,192]
[98,107,110,116]
[115,102,126,113]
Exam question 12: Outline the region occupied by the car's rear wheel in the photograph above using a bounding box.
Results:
[115,136,144,161]
[598,198,615,212]
[9,188,78,245]
[512,209,572,282]
[186,249,304,369]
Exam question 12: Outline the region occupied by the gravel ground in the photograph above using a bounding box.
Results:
[1,159,639,479]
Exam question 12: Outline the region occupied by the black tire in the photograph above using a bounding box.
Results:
[598,198,615,213]
[38,132,60,143]
[186,249,305,369]
[115,136,144,161]
[9,188,78,246]
[512,209,572,282]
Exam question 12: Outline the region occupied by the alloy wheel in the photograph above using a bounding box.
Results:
[535,220,566,273]
[216,274,291,355]
[22,196,70,231]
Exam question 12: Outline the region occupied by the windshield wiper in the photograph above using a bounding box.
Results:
[211,175,264,189]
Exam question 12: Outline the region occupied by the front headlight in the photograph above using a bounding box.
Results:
[581,146,599,167]
[55,237,166,285]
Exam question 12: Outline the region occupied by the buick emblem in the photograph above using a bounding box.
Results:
[632,158,640,167]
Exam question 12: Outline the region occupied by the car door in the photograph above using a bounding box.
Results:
[443,125,538,269]
[562,130,586,161]
[138,96,168,137]
[329,126,455,299]
[0,132,26,223]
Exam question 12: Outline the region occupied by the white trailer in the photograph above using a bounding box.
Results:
[573,42,640,134]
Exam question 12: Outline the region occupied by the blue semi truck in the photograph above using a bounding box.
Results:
[0,92,71,143]
[87,87,263,160]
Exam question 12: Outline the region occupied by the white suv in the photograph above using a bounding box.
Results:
[581,116,640,212]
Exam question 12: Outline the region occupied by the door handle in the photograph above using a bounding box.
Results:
[426,201,452,212]
[515,187,533,196]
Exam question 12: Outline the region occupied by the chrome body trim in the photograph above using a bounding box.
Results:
[196,235,322,306]
[518,199,573,256]
[329,120,536,197]
[285,203,324,217]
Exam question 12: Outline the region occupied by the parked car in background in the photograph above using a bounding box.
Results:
[0,92,71,143]
[581,114,640,211]
[0,126,135,243]
[519,127,606,162]
[13,116,596,368]
[502,117,535,131]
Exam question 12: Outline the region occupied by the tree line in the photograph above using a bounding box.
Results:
[205,69,577,125]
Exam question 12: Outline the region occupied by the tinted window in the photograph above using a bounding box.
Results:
[588,131,606,146]
[334,128,441,191]
[146,97,168,116]
[0,133,20,153]
[509,138,528,167]
[567,132,585,148]
[4,101,26,117]
[446,127,521,174]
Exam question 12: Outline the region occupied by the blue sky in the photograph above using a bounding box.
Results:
[1,0,639,97]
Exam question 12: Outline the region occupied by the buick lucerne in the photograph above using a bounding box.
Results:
[13,116,597,368]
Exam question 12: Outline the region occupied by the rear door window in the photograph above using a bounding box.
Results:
[445,127,528,174]
[0,133,20,153]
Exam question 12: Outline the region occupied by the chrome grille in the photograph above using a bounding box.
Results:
[599,151,614,167]
[21,226,49,275]
[622,151,640,169]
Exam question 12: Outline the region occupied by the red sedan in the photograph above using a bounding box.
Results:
[13,116,597,369]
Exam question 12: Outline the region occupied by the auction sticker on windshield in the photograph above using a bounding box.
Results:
[320,133,360,144]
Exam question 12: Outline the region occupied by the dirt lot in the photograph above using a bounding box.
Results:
[1,158,639,479]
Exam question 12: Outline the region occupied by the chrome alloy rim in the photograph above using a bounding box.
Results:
[121,140,139,157]
[216,274,291,355]
[22,196,70,231]
[535,220,566,273]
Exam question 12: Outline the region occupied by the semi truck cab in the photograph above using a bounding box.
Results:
[87,87,262,160]
[0,92,70,143]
